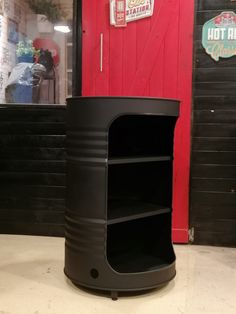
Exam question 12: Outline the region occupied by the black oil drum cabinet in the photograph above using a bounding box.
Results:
[65,97,180,300]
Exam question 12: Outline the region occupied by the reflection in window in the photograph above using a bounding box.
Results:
[0,0,73,104]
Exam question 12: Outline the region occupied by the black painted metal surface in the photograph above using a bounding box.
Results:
[65,97,179,293]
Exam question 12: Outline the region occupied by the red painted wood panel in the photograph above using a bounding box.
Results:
[163,4,180,99]
[129,0,179,95]
[94,1,110,95]
[82,0,194,243]
[109,27,124,95]
[123,22,137,95]
[172,0,194,243]
[82,0,97,95]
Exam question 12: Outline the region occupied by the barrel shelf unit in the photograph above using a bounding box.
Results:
[65,97,179,300]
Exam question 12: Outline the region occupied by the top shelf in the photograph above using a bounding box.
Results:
[108,155,172,165]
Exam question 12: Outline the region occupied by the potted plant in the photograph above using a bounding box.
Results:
[16,40,39,63]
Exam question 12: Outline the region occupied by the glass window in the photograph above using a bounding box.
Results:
[0,0,73,104]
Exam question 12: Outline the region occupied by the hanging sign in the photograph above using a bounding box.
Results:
[202,11,236,61]
[114,0,127,27]
[110,0,155,27]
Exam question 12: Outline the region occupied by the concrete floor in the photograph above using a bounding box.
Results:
[0,235,235,314]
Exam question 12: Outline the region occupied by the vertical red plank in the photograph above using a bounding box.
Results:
[172,0,194,243]
[143,17,152,97]
[95,1,110,95]
[136,17,152,95]
[124,2,161,96]
[123,22,137,95]
[163,1,180,99]
[82,0,97,95]
[149,44,164,97]
[149,3,163,97]
[136,18,151,65]
[109,27,124,95]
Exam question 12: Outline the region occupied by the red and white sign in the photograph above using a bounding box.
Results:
[114,0,127,27]
[110,0,155,26]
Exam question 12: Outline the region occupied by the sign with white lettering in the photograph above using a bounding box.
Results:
[110,0,155,27]
[202,11,236,61]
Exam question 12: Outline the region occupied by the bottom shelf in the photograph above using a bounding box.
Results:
[109,250,169,273]
[107,214,175,274]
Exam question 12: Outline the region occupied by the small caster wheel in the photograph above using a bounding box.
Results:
[111,291,118,301]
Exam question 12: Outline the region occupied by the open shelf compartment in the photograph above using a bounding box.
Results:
[106,114,175,274]
[108,115,176,158]
[107,213,175,273]
[108,161,173,220]
[107,199,171,225]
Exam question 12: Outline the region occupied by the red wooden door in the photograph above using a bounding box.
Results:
[82,0,194,243]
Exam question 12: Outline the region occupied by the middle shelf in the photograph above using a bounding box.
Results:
[108,155,172,165]
[107,199,171,225]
